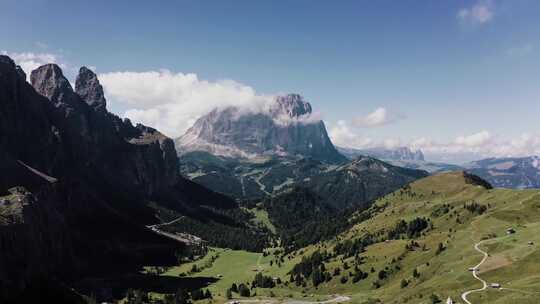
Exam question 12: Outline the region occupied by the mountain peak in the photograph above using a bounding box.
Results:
[0,55,15,68]
[30,64,73,102]
[271,94,312,118]
[177,94,345,163]
[75,66,107,112]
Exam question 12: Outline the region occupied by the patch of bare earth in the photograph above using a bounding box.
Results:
[479,254,512,273]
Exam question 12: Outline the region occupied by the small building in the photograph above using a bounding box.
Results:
[507,228,516,234]
[490,283,501,289]
[446,297,454,304]
[528,241,534,245]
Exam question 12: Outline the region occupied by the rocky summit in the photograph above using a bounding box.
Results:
[75,66,107,112]
[176,94,346,163]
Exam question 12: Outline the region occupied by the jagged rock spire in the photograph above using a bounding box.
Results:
[271,93,313,118]
[75,66,107,112]
[30,64,73,103]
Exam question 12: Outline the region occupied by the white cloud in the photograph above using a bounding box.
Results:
[411,131,540,159]
[457,1,494,25]
[455,130,492,147]
[99,70,276,138]
[330,122,540,162]
[352,107,403,128]
[329,120,405,150]
[328,120,374,149]
[1,51,67,80]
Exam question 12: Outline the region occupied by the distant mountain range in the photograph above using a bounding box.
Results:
[337,146,425,161]
[337,146,461,173]
[337,146,540,189]
[464,156,540,189]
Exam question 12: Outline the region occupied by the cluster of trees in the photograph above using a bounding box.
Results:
[289,250,332,287]
[290,250,329,279]
[430,204,451,217]
[387,217,429,239]
[464,202,487,215]
[163,216,270,252]
[190,289,212,301]
[264,187,361,252]
[333,235,376,258]
[226,283,251,298]
[252,272,277,288]
[289,249,371,288]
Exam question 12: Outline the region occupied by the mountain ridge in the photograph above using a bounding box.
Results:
[337,146,425,162]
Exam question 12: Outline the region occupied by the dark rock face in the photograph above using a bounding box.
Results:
[28,63,180,197]
[0,55,235,302]
[75,66,107,112]
[176,94,345,163]
[30,64,75,106]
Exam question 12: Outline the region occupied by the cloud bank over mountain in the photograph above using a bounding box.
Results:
[99,70,275,137]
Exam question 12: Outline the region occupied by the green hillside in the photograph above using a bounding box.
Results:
[161,172,540,304]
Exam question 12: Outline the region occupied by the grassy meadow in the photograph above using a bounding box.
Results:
[158,172,540,304]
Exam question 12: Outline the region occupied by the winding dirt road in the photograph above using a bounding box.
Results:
[461,240,489,304]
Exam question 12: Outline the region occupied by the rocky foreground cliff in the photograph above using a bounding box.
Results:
[0,55,238,303]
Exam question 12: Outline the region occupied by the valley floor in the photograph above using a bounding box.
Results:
[147,172,540,304]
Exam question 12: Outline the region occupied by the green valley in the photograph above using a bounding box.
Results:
[158,172,540,304]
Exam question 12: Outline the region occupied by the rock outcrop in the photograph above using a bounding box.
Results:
[176,94,346,163]
[75,66,107,112]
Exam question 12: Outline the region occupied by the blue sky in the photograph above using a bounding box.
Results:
[2,0,539,162]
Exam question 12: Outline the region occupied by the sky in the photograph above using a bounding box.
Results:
[1,0,539,163]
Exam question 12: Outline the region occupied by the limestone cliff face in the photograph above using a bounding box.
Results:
[176,94,345,163]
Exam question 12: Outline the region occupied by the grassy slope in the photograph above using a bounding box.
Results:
[244,206,277,234]
[164,172,540,304]
[307,172,540,304]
